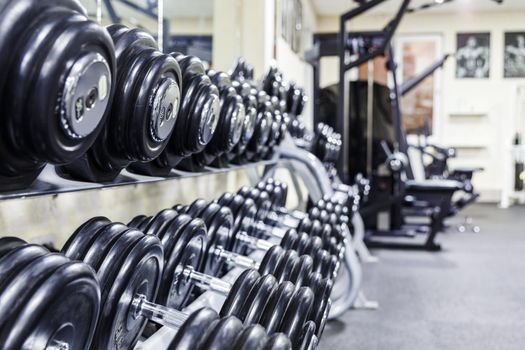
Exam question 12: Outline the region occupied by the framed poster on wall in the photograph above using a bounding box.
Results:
[395,34,443,135]
[456,32,490,78]
[280,0,303,54]
[504,32,525,78]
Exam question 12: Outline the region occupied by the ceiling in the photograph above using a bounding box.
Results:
[80,0,214,19]
[312,0,525,17]
[81,0,525,21]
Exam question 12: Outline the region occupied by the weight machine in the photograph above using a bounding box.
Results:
[306,0,468,251]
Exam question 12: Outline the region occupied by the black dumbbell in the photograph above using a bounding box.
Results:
[171,199,337,280]
[270,96,288,135]
[160,202,333,339]
[212,195,340,278]
[63,217,320,348]
[285,82,307,117]
[195,193,341,277]
[0,0,115,191]
[244,92,273,162]
[229,58,285,164]
[252,95,287,161]
[185,70,246,170]
[256,178,350,227]
[312,123,342,164]
[0,237,100,350]
[128,54,221,176]
[224,81,258,165]
[233,188,347,257]
[177,70,245,171]
[261,66,284,99]
[288,117,308,139]
[230,57,254,82]
[249,180,351,234]
[168,308,293,350]
[59,24,181,182]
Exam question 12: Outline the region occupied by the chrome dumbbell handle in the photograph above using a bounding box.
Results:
[236,231,275,251]
[252,221,288,239]
[132,294,188,330]
[265,211,301,229]
[174,265,232,295]
[214,246,260,270]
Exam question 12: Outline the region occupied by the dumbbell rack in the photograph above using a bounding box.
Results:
[0,155,287,348]
[0,158,279,201]
[0,139,372,347]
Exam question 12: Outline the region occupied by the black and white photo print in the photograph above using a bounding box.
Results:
[504,32,525,78]
[456,32,490,78]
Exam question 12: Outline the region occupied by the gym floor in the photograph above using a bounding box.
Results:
[320,204,525,350]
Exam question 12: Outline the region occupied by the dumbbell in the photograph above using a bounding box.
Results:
[259,178,349,221]
[255,179,350,227]
[167,308,294,349]
[244,91,274,162]
[0,0,115,191]
[312,123,342,164]
[63,217,320,349]
[247,180,351,235]
[224,80,258,165]
[287,117,308,139]
[0,237,100,350]
[232,189,347,257]
[128,53,221,177]
[187,203,333,339]
[0,237,293,350]
[230,57,255,82]
[59,24,181,182]
[177,70,246,171]
[129,210,329,343]
[256,94,288,161]
[211,194,341,278]
[285,82,307,117]
[169,199,338,281]
[261,66,284,99]
[164,201,334,340]
[178,196,340,277]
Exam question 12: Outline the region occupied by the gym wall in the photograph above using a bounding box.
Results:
[0,172,253,248]
[316,10,525,202]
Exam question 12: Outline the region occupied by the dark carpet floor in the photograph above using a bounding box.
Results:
[319,204,525,350]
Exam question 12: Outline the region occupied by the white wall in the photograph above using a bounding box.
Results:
[315,11,525,201]
[171,17,213,35]
[274,0,318,126]
[212,0,275,74]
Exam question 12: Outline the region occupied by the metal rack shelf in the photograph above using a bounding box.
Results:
[0,156,279,201]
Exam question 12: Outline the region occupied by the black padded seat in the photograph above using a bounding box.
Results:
[406,179,463,192]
